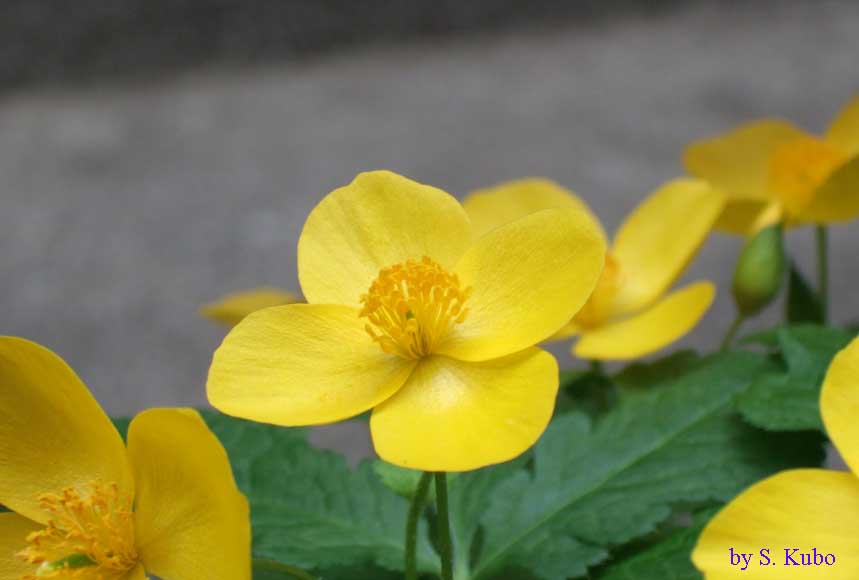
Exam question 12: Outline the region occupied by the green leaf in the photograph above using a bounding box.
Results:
[448,459,527,580]
[113,412,438,576]
[786,263,824,324]
[614,350,702,390]
[373,460,426,499]
[596,509,717,580]
[558,368,616,416]
[253,559,317,580]
[736,325,854,430]
[230,420,439,575]
[458,351,823,580]
[252,558,400,580]
[373,460,457,500]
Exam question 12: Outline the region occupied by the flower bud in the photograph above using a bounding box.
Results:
[732,224,786,316]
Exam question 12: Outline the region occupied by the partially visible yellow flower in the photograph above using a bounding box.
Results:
[207,170,606,471]
[684,96,859,235]
[692,336,859,577]
[201,287,301,327]
[463,178,723,361]
[0,337,250,580]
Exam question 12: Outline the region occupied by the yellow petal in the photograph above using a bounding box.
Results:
[714,199,783,236]
[297,170,471,307]
[129,409,250,580]
[0,512,40,578]
[201,287,300,327]
[684,120,809,198]
[611,179,723,312]
[820,336,859,476]
[826,95,859,155]
[437,208,606,361]
[0,337,132,524]
[207,304,416,426]
[370,349,558,472]
[693,469,859,577]
[462,178,606,241]
[798,156,859,223]
[573,282,715,361]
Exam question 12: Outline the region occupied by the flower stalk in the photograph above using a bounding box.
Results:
[720,315,745,351]
[435,473,454,580]
[405,472,433,580]
[816,225,829,322]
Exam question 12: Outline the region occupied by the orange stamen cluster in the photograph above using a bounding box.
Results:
[768,137,846,214]
[17,481,137,579]
[360,256,471,359]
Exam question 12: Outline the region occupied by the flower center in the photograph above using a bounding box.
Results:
[360,256,472,359]
[17,481,138,579]
[767,137,846,215]
[574,253,623,329]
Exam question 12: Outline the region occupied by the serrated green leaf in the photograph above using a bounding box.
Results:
[236,425,439,574]
[112,412,437,576]
[461,351,823,580]
[786,263,824,324]
[614,350,701,390]
[736,325,854,430]
[253,559,318,580]
[373,460,426,499]
[448,459,527,580]
[373,460,457,500]
[596,509,717,580]
[252,558,401,580]
[557,369,616,416]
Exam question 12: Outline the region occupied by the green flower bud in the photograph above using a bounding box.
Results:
[732,224,786,317]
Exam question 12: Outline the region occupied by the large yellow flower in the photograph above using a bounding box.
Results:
[463,178,723,360]
[692,336,859,576]
[0,337,250,580]
[684,96,859,235]
[206,170,606,471]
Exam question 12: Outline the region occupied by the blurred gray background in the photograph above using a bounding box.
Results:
[3,0,858,456]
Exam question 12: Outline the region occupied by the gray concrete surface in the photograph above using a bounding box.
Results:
[3,1,859,458]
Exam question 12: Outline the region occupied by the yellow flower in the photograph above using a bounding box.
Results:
[463,178,723,361]
[201,287,301,327]
[692,336,859,577]
[684,96,859,235]
[0,337,250,580]
[206,170,606,471]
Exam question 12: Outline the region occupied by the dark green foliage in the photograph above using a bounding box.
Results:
[736,325,854,430]
[786,263,824,324]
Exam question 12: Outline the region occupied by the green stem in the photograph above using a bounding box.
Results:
[589,360,604,374]
[816,225,829,323]
[720,315,745,351]
[406,472,433,580]
[252,558,318,580]
[435,473,454,580]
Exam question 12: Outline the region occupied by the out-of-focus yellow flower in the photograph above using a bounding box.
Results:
[692,336,859,577]
[463,178,723,361]
[0,337,250,580]
[207,170,606,471]
[201,287,301,327]
[684,96,859,235]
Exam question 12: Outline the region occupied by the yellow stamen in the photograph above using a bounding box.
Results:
[768,137,846,215]
[574,253,623,329]
[360,256,472,359]
[17,481,137,579]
